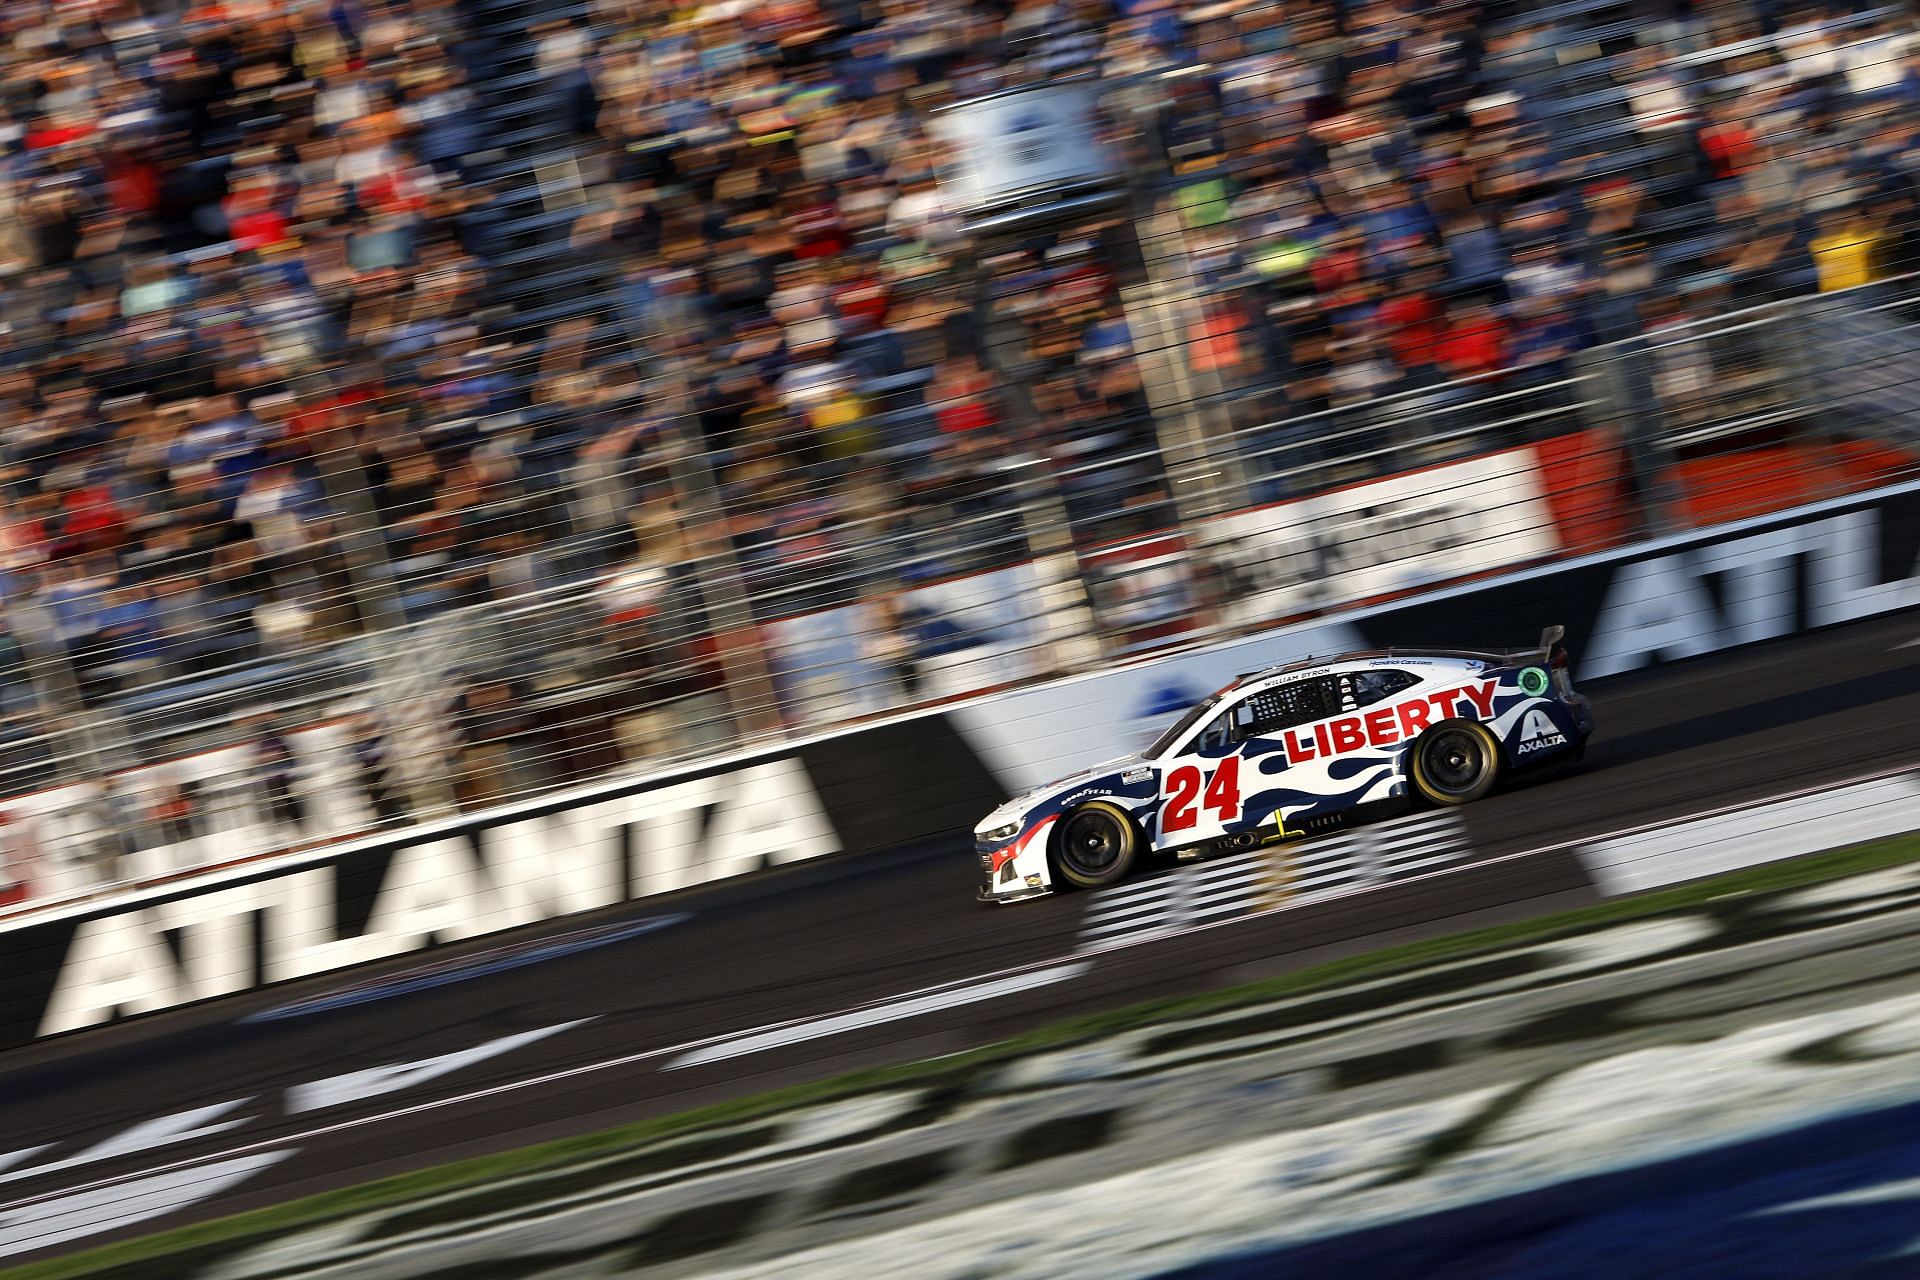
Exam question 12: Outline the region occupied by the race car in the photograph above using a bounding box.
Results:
[976,627,1592,903]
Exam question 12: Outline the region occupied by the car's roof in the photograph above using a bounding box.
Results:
[1231,647,1504,691]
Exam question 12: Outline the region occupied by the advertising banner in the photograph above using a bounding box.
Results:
[931,83,1120,212]
[765,559,1080,729]
[1193,450,1563,632]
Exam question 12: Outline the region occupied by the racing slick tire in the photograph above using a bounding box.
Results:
[1053,802,1140,889]
[1410,720,1500,806]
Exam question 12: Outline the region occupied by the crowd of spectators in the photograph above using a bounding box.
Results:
[1,0,1918,799]
[0,0,509,721]
[1149,0,1920,490]
[564,0,1920,666]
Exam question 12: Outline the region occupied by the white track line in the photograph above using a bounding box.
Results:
[1517,759,1920,859]
[1189,856,1261,881]
[1182,899,1258,923]
[1080,897,1173,927]
[1082,879,1174,908]
[1082,919,1175,942]
[662,962,1093,1070]
[1365,854,1458,878]
[1186,865,1263,892]
[1581,774,1920,895]
[0,952,1092,1217]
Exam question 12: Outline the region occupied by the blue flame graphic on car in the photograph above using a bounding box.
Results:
[1231,752,1398,831]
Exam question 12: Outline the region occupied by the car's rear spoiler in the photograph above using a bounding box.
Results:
[1387,625,1568,668]
[1246,628,1572,683]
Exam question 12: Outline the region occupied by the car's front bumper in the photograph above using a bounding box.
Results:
[977,882,1052,904]
[976,815,1057,903]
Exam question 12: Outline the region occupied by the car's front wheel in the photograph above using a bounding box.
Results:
[1053,802,1140,889]
[1411,720,1500,805]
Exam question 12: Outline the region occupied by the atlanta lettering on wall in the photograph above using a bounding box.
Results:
[22,759,834,1041]
[1578,508,1920,676]
[0,717,1012,1050]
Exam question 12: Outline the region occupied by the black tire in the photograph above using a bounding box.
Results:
[1410,720,1500,805]
[1052,802,1140,889]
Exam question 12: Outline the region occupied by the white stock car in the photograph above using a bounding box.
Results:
[976,628,1593,903]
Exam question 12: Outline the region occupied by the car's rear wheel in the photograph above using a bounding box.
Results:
[1053,802,1139,889]
[1411,721,1500,805]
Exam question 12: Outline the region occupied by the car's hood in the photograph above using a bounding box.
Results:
[976,753,1152,833]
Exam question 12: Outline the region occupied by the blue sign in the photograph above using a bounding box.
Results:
[1133,680,1203,721]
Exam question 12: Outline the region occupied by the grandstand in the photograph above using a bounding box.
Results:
[2,0,1920,907]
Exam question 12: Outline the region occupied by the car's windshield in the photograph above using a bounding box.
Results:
[1146,692,1222,758]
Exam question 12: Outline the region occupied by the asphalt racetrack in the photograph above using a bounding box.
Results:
[4,611,1920,1266]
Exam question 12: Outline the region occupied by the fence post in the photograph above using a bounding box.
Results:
[1762,293,1860,504]
[1114,96,1248,523]
[1575,341,1680,537]
[2,597,139,889]
[307,416,459,819]
[650,357,788,740]
[1011,459,1107,675]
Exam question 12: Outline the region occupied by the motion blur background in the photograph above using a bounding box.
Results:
[2,0,1919,908]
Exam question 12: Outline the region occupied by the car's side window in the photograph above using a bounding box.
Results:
[1242,678,1338,738]
[1192,700,1255,753]
[1341,669,1419,711]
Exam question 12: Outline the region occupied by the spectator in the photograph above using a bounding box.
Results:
[1510,299,1584,387]
[350,714,406,828]
[451,677,517,808]
[148,768,194,850]
[929,356,1002,436]
[1810,205,1888,293]
[1700,103,1761,180]
[1436,301,1511,382]
[252,723,305,835]
[1377,272,1446,385]
[1442,211,1509,303]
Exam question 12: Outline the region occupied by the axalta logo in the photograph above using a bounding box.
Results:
[1515,707,1568,755]
[1282,683,1498,766]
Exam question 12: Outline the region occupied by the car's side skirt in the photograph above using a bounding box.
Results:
[1160,796,1418,863]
